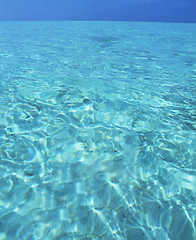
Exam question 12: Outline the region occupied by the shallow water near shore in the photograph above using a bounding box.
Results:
[0,21,196,239]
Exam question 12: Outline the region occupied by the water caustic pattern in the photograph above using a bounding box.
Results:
[0,21,196,239]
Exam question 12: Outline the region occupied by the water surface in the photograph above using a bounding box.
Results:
[0,21,196,240]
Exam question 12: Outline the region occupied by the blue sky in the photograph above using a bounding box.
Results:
[0,0,196,22]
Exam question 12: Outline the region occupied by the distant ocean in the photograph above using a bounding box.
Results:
[0,21,195,240]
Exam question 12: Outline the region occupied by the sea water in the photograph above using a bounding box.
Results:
[0,21,195,240]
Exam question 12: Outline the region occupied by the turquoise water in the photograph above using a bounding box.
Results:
[0,21,195,239]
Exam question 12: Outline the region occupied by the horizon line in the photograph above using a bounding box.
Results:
[0,19,196,24]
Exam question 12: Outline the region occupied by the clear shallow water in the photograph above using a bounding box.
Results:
[0,21,195,240]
